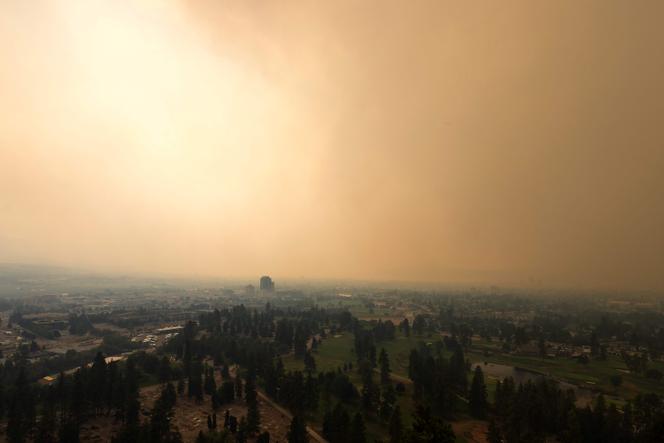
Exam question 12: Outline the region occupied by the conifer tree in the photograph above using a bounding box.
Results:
[487,419,502,443]
[235,374,243,399]
[7,367,35,443]
[379,348,391,385]
[388,405,403,443]
[470,366,488,419]
[350,412,366,443]
[245,372,260,434]
[287,415,308,443]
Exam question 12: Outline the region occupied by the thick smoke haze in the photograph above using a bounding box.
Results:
[1,1,663,290]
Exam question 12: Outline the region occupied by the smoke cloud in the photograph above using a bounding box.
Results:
[1,1,663,290]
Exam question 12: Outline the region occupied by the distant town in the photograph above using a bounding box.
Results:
[0,265,662,442]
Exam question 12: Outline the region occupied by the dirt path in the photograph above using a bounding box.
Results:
[255,389,327,443]
[451,420,488,443]
[227,364,326,443]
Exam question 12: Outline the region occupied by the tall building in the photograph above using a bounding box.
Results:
[259,275,274,292]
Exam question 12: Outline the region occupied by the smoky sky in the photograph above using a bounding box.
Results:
[1,1,663,291]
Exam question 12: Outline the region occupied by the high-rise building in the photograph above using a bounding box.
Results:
[259,275,274,292]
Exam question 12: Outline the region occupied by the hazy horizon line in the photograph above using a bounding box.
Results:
[1,261,661,297]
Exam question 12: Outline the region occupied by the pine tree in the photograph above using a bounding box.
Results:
[388,405,403,443]
[245,372,260,434]
[177,377,185,396]
[450,345,468,394]
[70,368,86,429]
[323,403,350,443]
[592,394,607,441]
[620,402,634,443]
[237,416,248,443]
[59,418,81,443]
[369,345,377,367]
[7,367,35,443]
[36,385,57,443]
[150,383,179,442]
[469,366,488,418]
[379,348,391,385]
[188,360,204,402]
[304,373,319,412]
[606,403,621,443]
[90,351,107,415]
[183,339,192,378]
[204,366,217,395]
[487,419,502,443]
[264,361,279,398]
[159,355,172,383]
[0,382,5,420]
[211,390,220,410]
[106,361,119,414]
[350,413,366,443]
[380,383,396,420]
[287,415,308,443]
[220,380,235,403]
[304,352,317,373]
[411,406,455,443]
[562,408,582,443]
[400,319,410,337]
[110,359,141,443]
[293,325,308,358]
[361,375,378,413]
[235,374,243,400]
[125,359,141,430]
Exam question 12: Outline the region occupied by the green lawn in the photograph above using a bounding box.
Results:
[279,328,664,443]
[279,330,664,440]
[378,333,448,377]
[466,346,664,402]
[281,332,421,441]
[281,333,355,372]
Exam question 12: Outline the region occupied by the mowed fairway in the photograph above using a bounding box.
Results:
[281,331,444,377]
[466,344,664,402]
[282,332,482,442]
[281,333,355,372]
[281,332,422,441]
[378,332,448,377]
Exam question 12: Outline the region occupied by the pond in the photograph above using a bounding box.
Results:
[472,361,595,407]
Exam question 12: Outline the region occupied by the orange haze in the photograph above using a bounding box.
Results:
[1,1,663,291]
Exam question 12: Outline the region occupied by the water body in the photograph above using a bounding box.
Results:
[473,361,595,407]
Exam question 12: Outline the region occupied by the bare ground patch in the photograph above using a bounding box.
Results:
[451,419,488,443]
[80,372,291,442]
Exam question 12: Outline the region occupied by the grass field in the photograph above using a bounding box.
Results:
[378,333,450,377]
[282,331,444,378]
[280,332,424,441]
[281,331,481,441]
[467,338,664,403]
[281,329,664,441]
[281,333,355,372]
